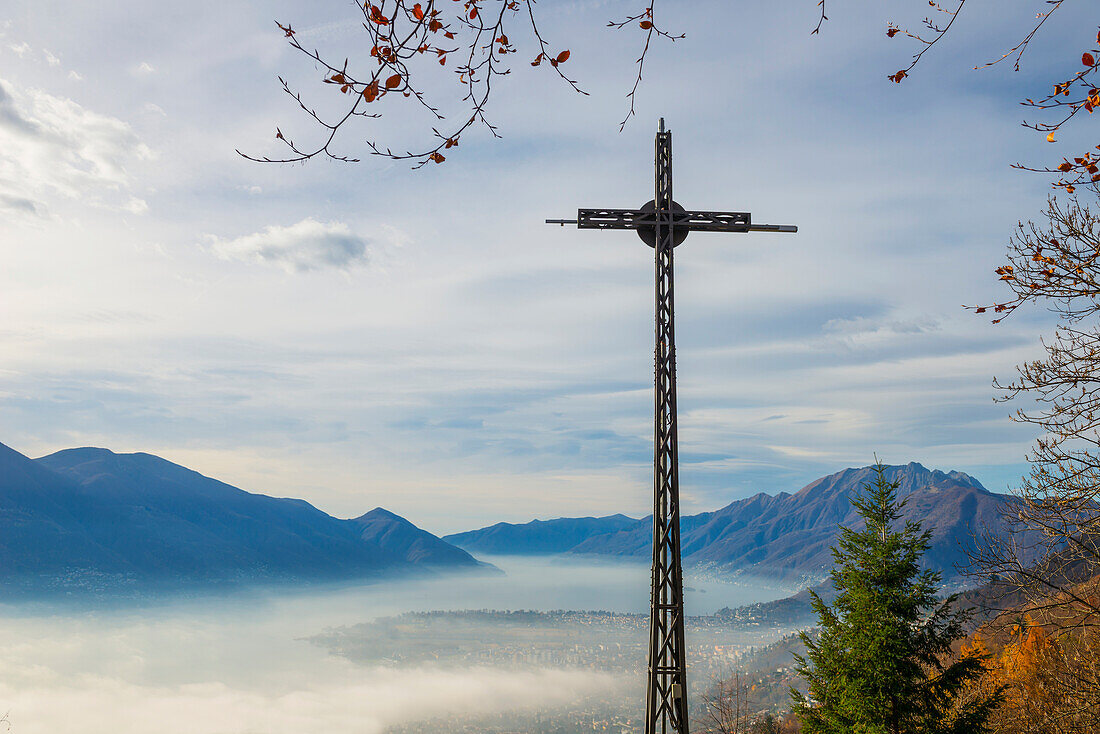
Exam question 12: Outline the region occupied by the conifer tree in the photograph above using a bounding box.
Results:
[791,464,1001,734]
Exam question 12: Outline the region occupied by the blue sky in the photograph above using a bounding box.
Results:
[0,1,1091,533]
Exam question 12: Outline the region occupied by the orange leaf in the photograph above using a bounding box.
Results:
[362,80,379,102]
[639,20,653,30]
[469,6,478,19]
[413,3,425,20]
[429,152,445,163]
[368,5,388,25]
[1084,52,1096,67]
[555,50,570,63]
[1047,131,1056,143]
[385,73,402,88]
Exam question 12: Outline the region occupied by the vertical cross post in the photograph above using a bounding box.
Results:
[546,119,796,734]
[646,118,689,734]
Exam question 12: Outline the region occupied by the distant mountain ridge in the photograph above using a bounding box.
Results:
[446,463,1012,584]
[0,441,484,594]
[443,514,643,556]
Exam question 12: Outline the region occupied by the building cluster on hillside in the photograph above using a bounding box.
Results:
[312,609,809,734]
[312,609,796,680]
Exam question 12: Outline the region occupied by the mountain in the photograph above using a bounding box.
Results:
[448,463,1015,584]
[0,441,128,576]
[352,507,487,566]
[443,514,644,556]
[0,441,481,593]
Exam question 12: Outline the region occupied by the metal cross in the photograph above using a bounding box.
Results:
[547,119,796,734]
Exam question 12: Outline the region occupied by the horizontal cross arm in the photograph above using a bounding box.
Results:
[573,209,754,233]
[545,210,797,234]
[748,223,798,233]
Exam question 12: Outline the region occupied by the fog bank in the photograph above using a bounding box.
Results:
[0,557,787,733]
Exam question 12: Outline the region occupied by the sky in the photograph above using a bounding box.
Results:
[0,0,1093,534]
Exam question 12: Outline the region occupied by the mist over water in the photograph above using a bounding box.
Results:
[0,557,792,734]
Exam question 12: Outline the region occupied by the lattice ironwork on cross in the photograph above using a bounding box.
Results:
[548,119,797,734]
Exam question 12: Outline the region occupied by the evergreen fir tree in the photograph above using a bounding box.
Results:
[791,464,1001,733]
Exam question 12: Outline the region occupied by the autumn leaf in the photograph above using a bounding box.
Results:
[1084,52,1096,67]
[639,20,653,30]
[556,50,570,63]
[368,5,388,25]
[428,151,445,163]
[1047,131,1056,143]
[362,80,379,102]
[413,3,425,21]
[385,73,402,88]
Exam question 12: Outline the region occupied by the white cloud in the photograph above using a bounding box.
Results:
[67,70,83,82]
[0,76,152,216]
[44,49,60,66]
[817,315,941,350]
[8,41,29,56]
[207,218,376,272]
[134,61,155,74]
[0,192,44,218]
[124,196,149,214]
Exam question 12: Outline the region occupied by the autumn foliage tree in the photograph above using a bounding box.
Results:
[950,616,1100,733]
[965,196,1100,627]
[957,195,1100,728]
[884,2,1096,198]
[241,0,683,166]
[248,2,1096,177]
[896,4,1100,727]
